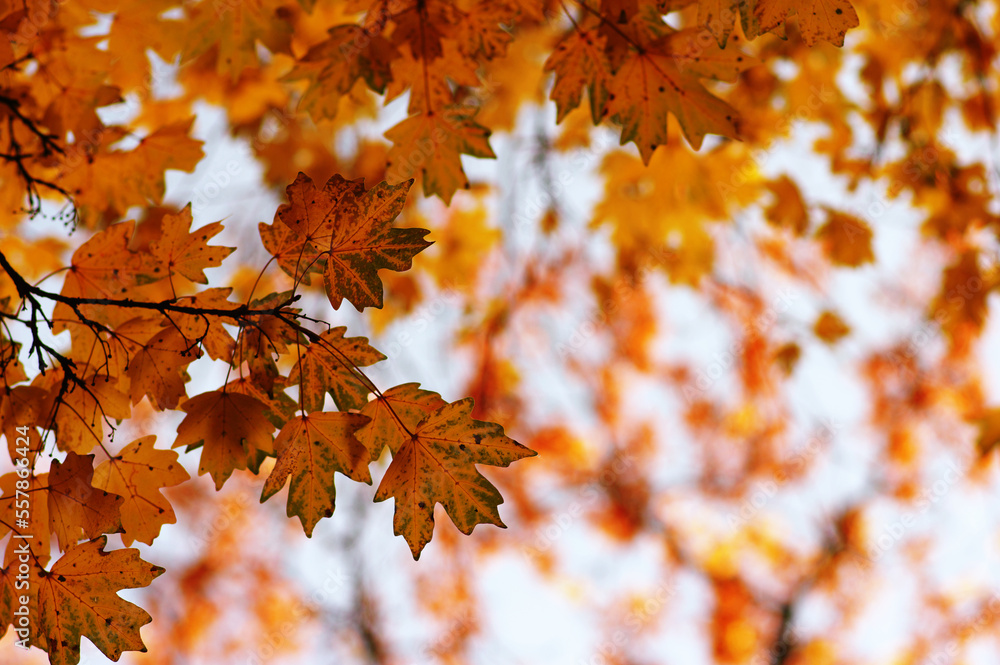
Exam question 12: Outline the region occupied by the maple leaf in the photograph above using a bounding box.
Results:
[658,29,759,82]
[545,27,611,124]
[1,384,50,460]
[173,390,275,489]
[4,0,973,658]
[698,0,763,47]
[60,121,204,227]
[755,0,859,47]
[289,327,385,413]
[385,109,496,203]
[355,382,446,460]
[607,35,745,163]
[764,176,810,235]
[975,408,1000,457]
[260,412,372,536]
[170,0,293,79]
[123,324,200,410]
[274,172,432,310]
[259,216,326,286]
[149,204,235,285]
[97,0,178,90]
[47,452,124,552]
[450,1,517,59]
[384,42,478,115]
[33,537,164,665]
[285,24,396,121]
[368,396,536,558]
[933,250,991,346]
[273,172,366,284]
[225,374,299,430]
[92,436,191,546]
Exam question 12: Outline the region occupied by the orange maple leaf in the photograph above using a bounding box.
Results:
[273,172,432,310]
[756,0,859,47]
[355,382,445,460]
[149,204,234,285]
[289,327,385,412]
[545,27,611,124]
[608,33,748,163]
[92,436,191,546]
[363,394,536,558]
[53,221,158,333]
[47,452,123,552]
[173,391,275,489]
[815,209,874,267]
[385,109,495,204]
[32,537,164,665]
[285,24,396,121]
[260,412,372,536]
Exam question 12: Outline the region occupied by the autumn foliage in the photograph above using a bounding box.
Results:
[1,0,1000,663]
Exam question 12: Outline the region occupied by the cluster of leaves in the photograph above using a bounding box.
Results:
[2,0,1000,663]
[0,166,538,661]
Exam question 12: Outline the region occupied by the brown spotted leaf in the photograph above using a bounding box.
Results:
[545,27,611,124]
[289,327,385,413]
[260,412,372,536]
[53,374,132,455]
[756,0,859,46]
[355,382,446,460]
[33,536,164,665]
[274,173,431,310]
[607,36,743,164]
[372,398,536,558]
